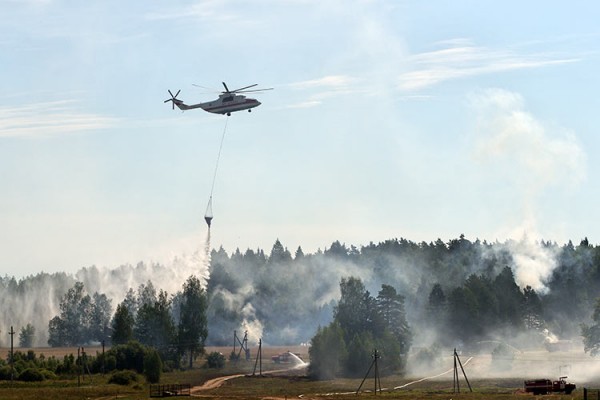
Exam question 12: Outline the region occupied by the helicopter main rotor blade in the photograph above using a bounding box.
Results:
[236,88,274,93]
[231,84,258,93]
[222,82,230,93]
[193,84,220,93]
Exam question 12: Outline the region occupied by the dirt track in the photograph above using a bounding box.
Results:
[190,373,246,393]
[190,362,308,395]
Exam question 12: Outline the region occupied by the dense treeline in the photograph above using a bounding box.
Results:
[0,260,202,347]
[207,236,600,348]
[3,235,600,367]
[45,276,207,370]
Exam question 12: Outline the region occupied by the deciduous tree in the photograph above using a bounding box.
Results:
[178,275,208,369]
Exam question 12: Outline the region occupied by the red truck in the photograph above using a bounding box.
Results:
[524,377,576,395]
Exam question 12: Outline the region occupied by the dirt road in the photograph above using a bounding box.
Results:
[190,362,308,395]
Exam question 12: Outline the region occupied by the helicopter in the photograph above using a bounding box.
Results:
[164,82,273,116]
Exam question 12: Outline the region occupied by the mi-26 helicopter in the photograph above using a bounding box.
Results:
[164,82,273,116]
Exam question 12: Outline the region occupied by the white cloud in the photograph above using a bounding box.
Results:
[144,2,240,23]
[398,41,580,91]
[284,100,322,109]
[281,75,362,109]
[0,101,117,138]
[288,75,355,90]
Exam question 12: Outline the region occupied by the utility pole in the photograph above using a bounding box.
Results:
[453,348,472,393]
[251,338,263,376]
[243,331,249,361]
[77,347,81,387]
[356,349,382,395]
[101,340,105,375]
[233,330,237,360]
[8,326,15,383]
[233,330,250,361]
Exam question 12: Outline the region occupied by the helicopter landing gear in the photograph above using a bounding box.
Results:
[248,109,252,113]
[227,112,231,116]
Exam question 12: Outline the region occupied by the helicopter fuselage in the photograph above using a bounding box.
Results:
[166,82,271,116]
[202,93,261,115]
[175,93,261,116]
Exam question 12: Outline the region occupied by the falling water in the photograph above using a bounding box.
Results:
[204,227,211,271]
[287,351,308,367]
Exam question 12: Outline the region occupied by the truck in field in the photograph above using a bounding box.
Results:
[524,377,576,395]
[271,351,303,364]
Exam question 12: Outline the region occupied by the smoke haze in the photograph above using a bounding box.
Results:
[0,252,208,346]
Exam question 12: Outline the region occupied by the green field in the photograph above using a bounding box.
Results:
[0,346,597,399]
[0,372,587,400]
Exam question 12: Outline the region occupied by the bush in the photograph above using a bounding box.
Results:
[18,368,45,382]
[107,341,146,373]
[0,365,15,380]
[40,369,57,380]
[105,355,117,372]
[108,370,139,385]
[143,349,162,384]
[206,352,225,369]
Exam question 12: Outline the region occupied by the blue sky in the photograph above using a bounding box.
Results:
[1,0,599,277]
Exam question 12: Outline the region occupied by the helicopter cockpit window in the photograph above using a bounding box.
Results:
[223,96,233,102]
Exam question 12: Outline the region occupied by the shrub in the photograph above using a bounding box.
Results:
[206,352,225,369]
[143,349,162,384]
[108,341,146,373]
[229,351,239,361]
[105,355,117,372]
[13,359,32,374]
[108,370,139,385]
[0,365,15,380]
[40,369,57,380]
[18,368,45,382]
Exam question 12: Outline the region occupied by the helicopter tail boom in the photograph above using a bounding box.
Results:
[165,90,205,111]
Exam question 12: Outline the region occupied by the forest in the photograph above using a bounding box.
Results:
[1,234,599,359]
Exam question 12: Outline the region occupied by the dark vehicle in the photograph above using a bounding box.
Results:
[524,377,576,395]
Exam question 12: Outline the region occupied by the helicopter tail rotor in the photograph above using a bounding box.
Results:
[164,89,182,110]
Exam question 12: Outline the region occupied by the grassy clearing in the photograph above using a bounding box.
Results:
[193,374,586,400]
[0,379,143,400]
[0,346,594,399]
[0,371,588,400]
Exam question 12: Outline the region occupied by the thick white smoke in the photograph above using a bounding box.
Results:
[504,235,559,294]
[471,88,586,292]
[240,303,263,346]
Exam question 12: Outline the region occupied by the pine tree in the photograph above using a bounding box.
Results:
[112,303,134,345]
